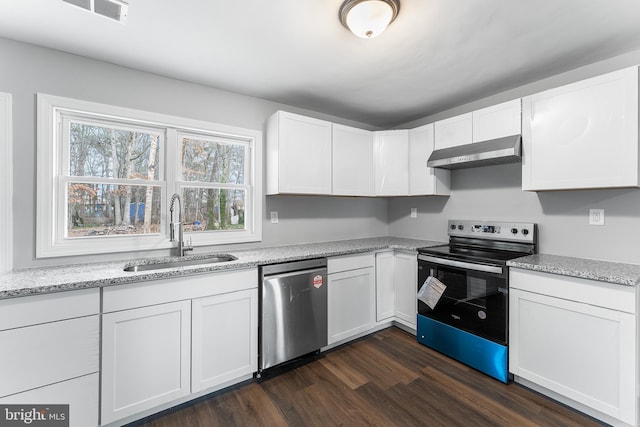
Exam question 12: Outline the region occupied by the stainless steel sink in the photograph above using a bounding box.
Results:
[123,254,238,272]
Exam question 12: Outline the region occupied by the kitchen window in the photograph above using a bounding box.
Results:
[36,94,262,258]
[0,92,12,273]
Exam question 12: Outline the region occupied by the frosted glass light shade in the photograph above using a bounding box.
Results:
[340,0,400,39]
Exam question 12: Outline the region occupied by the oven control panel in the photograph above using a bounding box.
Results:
[448,220,536,243]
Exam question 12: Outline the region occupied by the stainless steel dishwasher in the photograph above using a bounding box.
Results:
[259,258,327,373]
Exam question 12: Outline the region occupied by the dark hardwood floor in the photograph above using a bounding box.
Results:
[134,327,605,427]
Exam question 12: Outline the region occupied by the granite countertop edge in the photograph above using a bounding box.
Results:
[507,254,640,287]
[0,237,444,299]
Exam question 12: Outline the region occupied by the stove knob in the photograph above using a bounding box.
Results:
[511,228,518,234]
[521,229,529,235]
[450,224,456,230]
[458,225,464,230]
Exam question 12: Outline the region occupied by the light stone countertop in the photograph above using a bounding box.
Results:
[0,237,444,299]
[507,254,640,287]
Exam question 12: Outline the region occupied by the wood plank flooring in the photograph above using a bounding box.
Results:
[133,327,605,427]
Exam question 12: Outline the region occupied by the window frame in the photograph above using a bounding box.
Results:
[176,130,253,241]
[0,93,12,273]
[37,94,262,258]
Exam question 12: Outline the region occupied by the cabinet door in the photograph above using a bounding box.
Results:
[332,124,374,196]
[510,289,636,425]
[267,111,332,195]
[374,130,409,196]
[328,267,375,344]
[192,289,258,393]
[522,67,639,190]
[393,252,417,328]
[434,113,472,149]
[375,251,395,322]
[101,301,191,425]
[408,123,450,196]
[472,99,521,142]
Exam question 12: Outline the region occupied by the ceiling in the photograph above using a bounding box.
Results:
[2,1,640,128]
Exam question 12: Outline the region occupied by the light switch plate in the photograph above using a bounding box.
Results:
[410,208,417,218]
[589,208,604,226]
[270,211,279,224]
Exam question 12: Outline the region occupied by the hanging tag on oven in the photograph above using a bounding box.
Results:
[417,276,446,310]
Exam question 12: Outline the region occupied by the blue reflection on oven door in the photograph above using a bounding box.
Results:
[417,314,509,383]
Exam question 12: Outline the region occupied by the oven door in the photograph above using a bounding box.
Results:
[417,254,508,344]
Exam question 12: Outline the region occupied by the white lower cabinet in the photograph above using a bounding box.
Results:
[0,288,100,427]
[101,300,192,425]
[0,374,99,427]
[510,269,637,426]
[393,251,417,328]
[375,250,417,328]
[192,289,258,393]
[375,251,395,322]
[100,269,258,425]
[328,253,376,344]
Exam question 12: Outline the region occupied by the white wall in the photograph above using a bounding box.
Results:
[0,37,387,269]
[389,163,640,263]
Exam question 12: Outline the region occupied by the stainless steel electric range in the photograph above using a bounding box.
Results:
[416,219,537,383]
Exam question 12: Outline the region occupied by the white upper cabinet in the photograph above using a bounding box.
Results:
[522,66,639,191]
[434,100,521,150]
[472,99,521,142]
[374,130,409,196]
[408,123,450,195]
[266,111,332,195]
[434,112,472,149]
[332,124,374,196]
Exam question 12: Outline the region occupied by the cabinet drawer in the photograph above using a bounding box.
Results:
[510,269,635,314]
[103,268,258,312]
[0,315,99,397]
[0,288,99,331]
[328,253,375,274]
[0,373,99,427]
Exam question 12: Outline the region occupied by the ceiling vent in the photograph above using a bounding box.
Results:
[62,0,128,22]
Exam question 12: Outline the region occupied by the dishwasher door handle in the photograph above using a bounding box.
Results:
[263,267,326,282]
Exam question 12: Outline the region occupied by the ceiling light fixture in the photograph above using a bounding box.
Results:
[339,0,400,39]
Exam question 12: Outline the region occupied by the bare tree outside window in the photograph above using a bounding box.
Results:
[66,121,162,238]
[180,136,247,232]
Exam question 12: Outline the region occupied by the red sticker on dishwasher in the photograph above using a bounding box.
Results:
[312,275,323,288]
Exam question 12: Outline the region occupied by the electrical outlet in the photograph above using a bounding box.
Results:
[589,208,605,226]
[410,208,417,218]
[270,211,279,224]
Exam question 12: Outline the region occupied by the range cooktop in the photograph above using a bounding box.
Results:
[417,220,538,266]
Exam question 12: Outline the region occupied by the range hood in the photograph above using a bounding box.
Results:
[427,134,522,170]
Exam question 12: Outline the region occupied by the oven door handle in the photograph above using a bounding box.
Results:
[418,254,504,274]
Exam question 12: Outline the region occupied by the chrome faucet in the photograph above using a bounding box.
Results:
[169,193,193,257]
